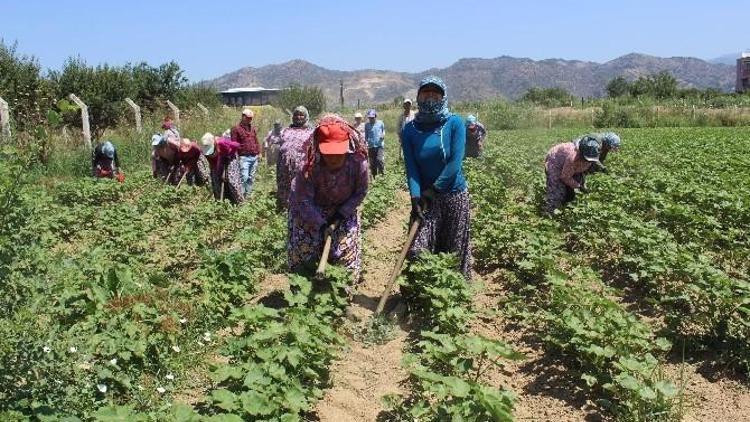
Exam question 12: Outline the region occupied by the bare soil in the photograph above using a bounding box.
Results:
[315,190,413,422]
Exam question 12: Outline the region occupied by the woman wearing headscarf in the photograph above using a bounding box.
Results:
[401,76,471,279]
[464,114,487,159]
[264,120,283,166]
[151,134,179,182]
[276,106,315,209]
[162,117,180,143]
[92,140,123,181]
[200,133,244,204]
[574,131,621,188]
[174,138,210,186]
[287,115,369,279]
[544,136,602,214]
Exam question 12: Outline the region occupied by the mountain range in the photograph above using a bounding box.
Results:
[205,53,737,105]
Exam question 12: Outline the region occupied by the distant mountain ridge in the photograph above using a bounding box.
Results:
[205,53,736,105]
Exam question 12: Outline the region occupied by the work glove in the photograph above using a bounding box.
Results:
[326,211,344,231]
[410,197,425,224]
[421,187,436,208]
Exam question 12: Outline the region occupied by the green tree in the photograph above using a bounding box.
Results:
[49,57,136,135]
[0,40,55,131]
[606,76,631,98]
[276,84,326,118]
[520,87,573,107]
[650,71,678,99]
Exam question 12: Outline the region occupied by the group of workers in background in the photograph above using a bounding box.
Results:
[90,75,620,299]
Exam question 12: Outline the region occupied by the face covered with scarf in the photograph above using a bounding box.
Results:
[292,106,310,128]
[415,76,451,125]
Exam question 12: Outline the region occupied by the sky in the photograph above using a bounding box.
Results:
[1,0,747,82]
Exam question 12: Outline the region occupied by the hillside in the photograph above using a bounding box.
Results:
[205,53,735,105]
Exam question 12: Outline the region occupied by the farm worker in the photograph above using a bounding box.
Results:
[574,132,621,188]
[264,120,283,166]
[544,136,602,214]
[402,76,471,279]
[276,106,314,209]
[287,114,369,280]
[364,109,386,176]
[230,108,262,198]
[597,131,621,164]
[464,114,487,158]
[92,140,123,181]
[162,117,181,143]
[150,134,180,182]
[352,112,365,141]
[397,99,416,160]
[200,133,244,205]
[174,138,210,186]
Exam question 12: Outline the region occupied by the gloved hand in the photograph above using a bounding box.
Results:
[326,211,344,231]
[410,197,425,223]
[421,187,436,208]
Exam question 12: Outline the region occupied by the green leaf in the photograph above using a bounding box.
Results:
[441,376,471,398]
[239,390,274,416]
[581,373,598,388]
[654,380,678,398]
[210,389,238,412]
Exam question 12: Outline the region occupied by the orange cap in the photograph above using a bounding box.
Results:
[317,124,349,155]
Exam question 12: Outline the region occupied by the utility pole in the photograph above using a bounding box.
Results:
[339,79,344,108]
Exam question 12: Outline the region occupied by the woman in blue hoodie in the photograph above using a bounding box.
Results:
[401,76,471,279]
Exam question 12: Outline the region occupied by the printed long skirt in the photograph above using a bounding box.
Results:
[266,144,280,167]
[173,157,211,187]
[408,190,472,280]
[287,212,362,280]
[211,157,244,205]
[152,157,174,181]
[544,171,577,214]
[276,154,297,209]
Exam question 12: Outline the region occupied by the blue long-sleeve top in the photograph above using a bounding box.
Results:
[401,114,467,198]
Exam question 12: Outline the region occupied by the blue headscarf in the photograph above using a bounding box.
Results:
[414,76,451,126]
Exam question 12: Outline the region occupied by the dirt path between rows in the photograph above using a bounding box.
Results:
[315,190,413,422]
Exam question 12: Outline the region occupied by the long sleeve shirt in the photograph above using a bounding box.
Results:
[163,127,181,143]
[91,143,120,176]
[397,111,415,143]
[264,130,282,149]
[230,123,260,156]
[545,142,593,189]
[206,138,240,178]
[364,120,385,148]
[289,154,369,231]
[401,115,467,198]
[175,143,203,169]
[465,122,487,157]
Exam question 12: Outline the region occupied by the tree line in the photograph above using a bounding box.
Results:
[0,40,219,134]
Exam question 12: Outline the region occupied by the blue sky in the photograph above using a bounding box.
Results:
[1,0,746,82]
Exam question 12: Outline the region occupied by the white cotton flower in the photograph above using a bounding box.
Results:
[165,373,175,381]
[202,332,211,341]
[43,346,51,353]
[109,358,118,366]
[69,346,77,353]
[97,384,108,393]
[179,318,187,324]
[156,386,166,394]
[197,341,204,347]
[171,345,181,353]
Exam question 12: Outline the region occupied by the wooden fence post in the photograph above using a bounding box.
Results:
[548,109,552,129]
[166,100,180,128]
[197,103,209,117]
[124,98,142,133]
[68,94,92,150]
[0,97,10,141]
